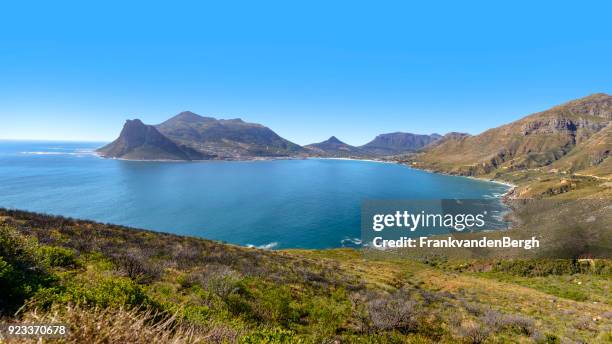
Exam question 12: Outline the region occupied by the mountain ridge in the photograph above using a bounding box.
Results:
[98,94,611,172]
[360,132,442,155]
[408,93,611,178]
[304,136,368,157]
[154,111,304,159]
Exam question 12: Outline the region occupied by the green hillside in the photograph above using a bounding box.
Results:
[0,209,610,343]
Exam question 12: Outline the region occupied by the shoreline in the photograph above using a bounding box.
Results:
[99,151,516,198]
[309,156,518,199]
[94,151,308,163]
[96,152,397,164]
[306,156,396,164]
[395,163,517,196]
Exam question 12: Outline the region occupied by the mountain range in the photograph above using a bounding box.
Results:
[98,93,611,179]
[98,113,441,160]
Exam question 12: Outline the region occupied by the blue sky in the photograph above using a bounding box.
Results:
[1,1,611,145]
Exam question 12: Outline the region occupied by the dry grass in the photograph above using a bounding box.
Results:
[5,304,207,344]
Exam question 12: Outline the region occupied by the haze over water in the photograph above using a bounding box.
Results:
[0,141,509,249]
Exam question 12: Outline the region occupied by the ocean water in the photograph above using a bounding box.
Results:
[0,141,509,249]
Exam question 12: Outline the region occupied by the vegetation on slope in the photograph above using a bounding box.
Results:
[407,93,611,179]
[154,111,305,159]
[0,209,610,343]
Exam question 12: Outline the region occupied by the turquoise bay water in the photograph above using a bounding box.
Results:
[0,141,509,249]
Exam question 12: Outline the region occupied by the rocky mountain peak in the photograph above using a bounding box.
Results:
[170,111,209,122]
[327,136,343,144]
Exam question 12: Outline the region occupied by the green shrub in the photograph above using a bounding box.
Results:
[556,289,588,302]
[543,333,560,344]
[492,259,609,277]
[305,290,351,336]
[0,225,55,314]
[240,328,300,344]
[180,304,212,323]
[224,278,300,326]
[37,276,152,309]
[225,290,255,320]
[40,245,79,268]
[250,283,299,325]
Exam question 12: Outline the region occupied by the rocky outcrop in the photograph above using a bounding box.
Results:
[97,119,206,160]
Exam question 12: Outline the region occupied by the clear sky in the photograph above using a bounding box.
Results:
[1,1,611,145]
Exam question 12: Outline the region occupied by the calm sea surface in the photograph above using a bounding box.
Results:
[0,141,509,249]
